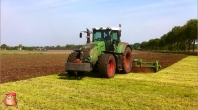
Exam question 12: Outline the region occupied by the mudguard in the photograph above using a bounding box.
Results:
[116,42,132,53]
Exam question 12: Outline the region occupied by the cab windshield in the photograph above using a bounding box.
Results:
[92,30,110,41]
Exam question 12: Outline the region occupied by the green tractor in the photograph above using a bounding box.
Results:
[65,24,132,78]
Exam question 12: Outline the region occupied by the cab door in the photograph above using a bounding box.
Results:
[111,31,120,52]
[103,31,112,51]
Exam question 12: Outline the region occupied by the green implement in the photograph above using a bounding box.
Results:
[132,59,162,72]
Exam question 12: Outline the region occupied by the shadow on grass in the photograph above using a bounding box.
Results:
[57,72,102,80]
[57,70,157,80]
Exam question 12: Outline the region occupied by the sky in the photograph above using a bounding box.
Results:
[1,0,197,46]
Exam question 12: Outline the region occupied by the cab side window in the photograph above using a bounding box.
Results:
[111,31,118,40]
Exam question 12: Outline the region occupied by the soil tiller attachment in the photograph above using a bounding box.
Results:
[132,59,161,72]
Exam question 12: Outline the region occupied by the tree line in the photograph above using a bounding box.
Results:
[139,19,197,52]
[0,44,84,51]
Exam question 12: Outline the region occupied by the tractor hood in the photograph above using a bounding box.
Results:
[80,41,105,62]
[80,41,104,51]
[81,43,96,50]
[91,41,105,47]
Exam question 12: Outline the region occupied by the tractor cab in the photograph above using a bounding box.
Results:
[92,27,121,52]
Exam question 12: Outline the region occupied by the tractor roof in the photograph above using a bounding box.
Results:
[92,27,121,31]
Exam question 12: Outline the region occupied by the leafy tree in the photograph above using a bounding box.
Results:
[177,25,188,51]
[56,45,61,48]
[147,39,155,50]
[166,31,175,51]
[153,38,160,50]
[129,44,134,49]
[159,34,167,50]
[76,45,83,48]
[185,19,197,52]
[170,26,181,51]
[133,43,140,50]
[19,44,22,48]
[65,44,75,48]
[140,41,148,50]
[1,44,7,50]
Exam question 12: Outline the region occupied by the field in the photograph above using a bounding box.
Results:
[0,50,197,109]
[1,50,187,83]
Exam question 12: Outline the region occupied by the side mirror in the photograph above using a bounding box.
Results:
[80,33,82,38]
[119,24,121,27]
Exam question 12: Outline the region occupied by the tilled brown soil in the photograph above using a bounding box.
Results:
[0,54,68,84]
[0,51,187,83]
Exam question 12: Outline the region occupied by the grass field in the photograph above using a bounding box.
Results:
[0,56,197,110]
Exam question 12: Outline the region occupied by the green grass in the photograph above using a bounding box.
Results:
[0,56,197,110]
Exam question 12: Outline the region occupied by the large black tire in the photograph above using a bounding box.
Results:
[67,52,78,63]
[97,54,116,78]
[66,52,84,76]
[122,46,132,73]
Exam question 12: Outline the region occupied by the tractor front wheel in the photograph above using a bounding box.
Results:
[97,54,116,78]
[66,52,84,76]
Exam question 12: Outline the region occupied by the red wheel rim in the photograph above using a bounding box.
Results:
[108,59,114,75]
[124,53,130,68]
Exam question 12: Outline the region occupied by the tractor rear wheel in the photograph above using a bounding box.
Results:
[122,46,132,73]
[97,54,116,78]
[66,52,84,76]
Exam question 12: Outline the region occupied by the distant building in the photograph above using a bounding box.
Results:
[137,47,141,50]
[17,47,22,50]
[35,48,47,51]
